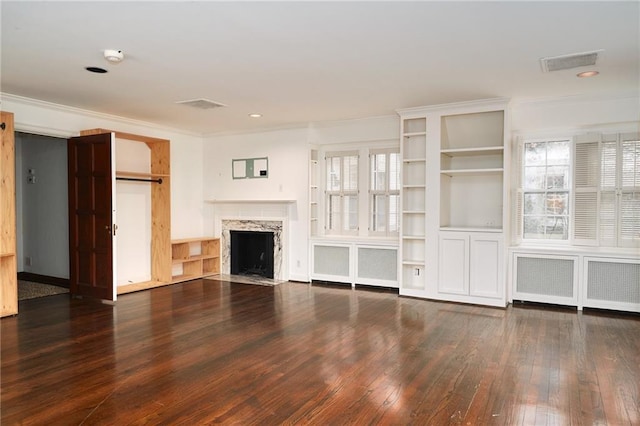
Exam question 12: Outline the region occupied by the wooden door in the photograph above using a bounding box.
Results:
[67,133,116,301]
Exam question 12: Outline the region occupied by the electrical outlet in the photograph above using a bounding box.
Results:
[27,176,36,184]
[414,267,420,276]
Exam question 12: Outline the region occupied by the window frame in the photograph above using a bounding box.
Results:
[369,148,400,237]
[519,138,572,243]
[324,151,359,236]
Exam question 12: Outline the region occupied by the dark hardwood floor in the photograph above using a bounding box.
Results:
[2,279,639,425]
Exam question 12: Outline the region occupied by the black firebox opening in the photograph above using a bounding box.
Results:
[230,231,274,279]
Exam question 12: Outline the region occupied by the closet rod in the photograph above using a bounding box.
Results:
[116,177,163,184]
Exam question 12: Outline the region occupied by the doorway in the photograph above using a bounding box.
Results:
[15,132,70,295]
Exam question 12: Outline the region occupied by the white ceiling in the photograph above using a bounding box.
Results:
[1,1,638,135]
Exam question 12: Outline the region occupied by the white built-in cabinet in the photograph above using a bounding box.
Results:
[439,231,503,302]
[398,98,509,307]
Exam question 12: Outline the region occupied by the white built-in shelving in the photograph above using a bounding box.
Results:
[397,98,509,307]
[399,116,427,291]
[309,148,319,237]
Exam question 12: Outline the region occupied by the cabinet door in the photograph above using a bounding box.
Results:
[438,232,468,295]
[469,233,503,299]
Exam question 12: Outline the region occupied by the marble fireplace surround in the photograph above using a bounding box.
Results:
[221,219,284,280]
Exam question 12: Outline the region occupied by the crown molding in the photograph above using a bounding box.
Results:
[0,92,202,138]
[511,91,640,108]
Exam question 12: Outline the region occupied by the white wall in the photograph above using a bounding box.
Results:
[511,93,640,134]
[203,116,400,281]
[2,94,205,285]
[15,132,70,278]
[203,127,310,281]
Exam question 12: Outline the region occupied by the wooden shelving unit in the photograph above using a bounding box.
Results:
[171,237,220,283]
[81,128,172,297]
[1,111,17,317]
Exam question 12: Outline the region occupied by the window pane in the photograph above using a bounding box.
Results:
[327,194,341,231]
[544,216,568,239]
[389,153,400,191]
[599,191,617,243]
[327,157,341,191]
[601,142,617,189]
[524,142,546,166]
[372,194,386,231]
[524,193,545,215]
[524,166,546,189]
[546,141,570,165]
[545,192,568,215]
[524,216,545,239]
[371,153,386,191]
[546,166,570,189]
[389,194,399,233]
[344,195,358,231]
[343,156,358,191]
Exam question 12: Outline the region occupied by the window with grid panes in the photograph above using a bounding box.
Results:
[369,148,400,236]
[521,139,571,240]
[325,152,359,235]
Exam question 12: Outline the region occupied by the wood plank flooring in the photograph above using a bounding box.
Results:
[2,279,639,425]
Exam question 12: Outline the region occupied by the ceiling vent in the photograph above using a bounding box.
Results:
[175,98,227,110]
[540,50,602,73]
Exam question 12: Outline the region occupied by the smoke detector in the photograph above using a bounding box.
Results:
[540,50,602,73]
[104,49,124,64]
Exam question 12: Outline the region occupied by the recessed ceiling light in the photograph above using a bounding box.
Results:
[249,113,262,118]
[85,66,108,74]
[577,70,599,78]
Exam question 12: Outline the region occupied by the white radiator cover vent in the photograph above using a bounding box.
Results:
[587,261,640,304]
[314,245,350,277]
[540,50,601,72]
[516,257,574,297]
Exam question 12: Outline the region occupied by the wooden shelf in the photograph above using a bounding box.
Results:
[117,280,169,295]
[1,252,15,258]
[171,237,220,283]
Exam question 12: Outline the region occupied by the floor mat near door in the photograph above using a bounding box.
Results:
[18,280,69,301]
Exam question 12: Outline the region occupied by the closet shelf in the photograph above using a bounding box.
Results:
[116,171,170,178]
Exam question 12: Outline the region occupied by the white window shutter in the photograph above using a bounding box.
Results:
[572,134,600,245]
[513,140,523,242]
[619,134,640,247]
[619,191,640,247]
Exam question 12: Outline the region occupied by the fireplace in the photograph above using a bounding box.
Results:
[230,231,274,278]
[221,219,284,280]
